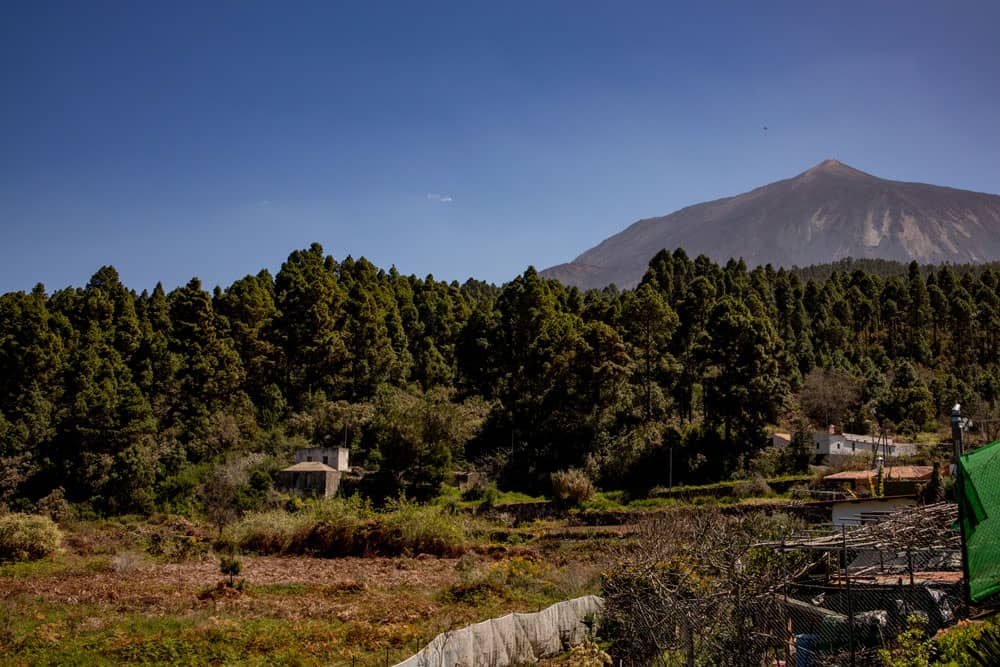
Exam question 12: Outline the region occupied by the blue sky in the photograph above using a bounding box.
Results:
[2,1,999,293]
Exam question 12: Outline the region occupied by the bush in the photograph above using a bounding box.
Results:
[439,580,508,605]
[219,555,243,586]
[0,513,62,561]
[378,497,466,556]
[233,509,309,554]
[551,468,595,506]
[36,487,72,523]
[733,476,773,498]
[479,483,499,511]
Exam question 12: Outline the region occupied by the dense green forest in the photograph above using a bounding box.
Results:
[2,243,999,515]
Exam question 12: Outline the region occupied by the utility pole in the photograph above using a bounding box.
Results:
[952,404,964,464]
[952,404,972,614]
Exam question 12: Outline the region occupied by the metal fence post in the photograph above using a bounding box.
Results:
[842,525,856,667]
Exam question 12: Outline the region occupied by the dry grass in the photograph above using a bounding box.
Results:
[0,513,616,666]
[233,497,468,558]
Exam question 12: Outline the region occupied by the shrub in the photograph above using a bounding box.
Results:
[461,481,487,502]
[36,487,72,523]
[0,513,62,561]
[379,497,466,556]
[233,509,312,555]
[489,554,550,589]
[439,580,508,605]
[569,636,612,666]
[749,447,791,478]
[551,468,595,506]
[479,483,499,511]
[733,476,773,498]
[219,555,243,586]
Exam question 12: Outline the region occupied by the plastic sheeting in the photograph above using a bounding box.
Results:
[959,439,1000,602]
[393,595,604,667]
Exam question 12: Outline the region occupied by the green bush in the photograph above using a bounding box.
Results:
[219,555,242,586]
[479,483,499,511]
[0,513,62,561]
[378,497,466,556]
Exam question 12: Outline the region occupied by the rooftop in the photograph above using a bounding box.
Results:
[823,465,937,481]
[281,461,338,473]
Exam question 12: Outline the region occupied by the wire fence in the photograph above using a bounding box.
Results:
[774,530,963,667]
[601,504,969,667]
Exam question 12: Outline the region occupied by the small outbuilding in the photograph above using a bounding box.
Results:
[293,446,350,471]
[276,447,352,498]
[276,461,342,498]
[822,465,940,496]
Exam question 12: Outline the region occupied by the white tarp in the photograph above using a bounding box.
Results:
[394,595,604,667]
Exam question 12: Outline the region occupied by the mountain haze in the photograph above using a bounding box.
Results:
[541,160,1000,290]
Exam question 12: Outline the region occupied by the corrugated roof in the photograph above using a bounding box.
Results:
[824,466,935,481]
[281,461,338,473]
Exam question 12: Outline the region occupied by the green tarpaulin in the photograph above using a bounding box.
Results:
[959,439,1000,603]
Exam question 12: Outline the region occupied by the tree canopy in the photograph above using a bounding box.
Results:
[2,246,998,512]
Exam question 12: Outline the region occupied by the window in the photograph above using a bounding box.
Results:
[323,456,328,465]
[306,456,312,462]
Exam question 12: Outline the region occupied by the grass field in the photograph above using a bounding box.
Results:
[0,511,620,666]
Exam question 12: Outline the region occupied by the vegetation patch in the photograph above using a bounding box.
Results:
[439,580,509,605]
[233,497,467,558]
[0,513,62,562]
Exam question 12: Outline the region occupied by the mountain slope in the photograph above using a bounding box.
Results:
[541,160,1000,290]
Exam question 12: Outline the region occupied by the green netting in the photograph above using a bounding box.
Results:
[959,439,1000,603]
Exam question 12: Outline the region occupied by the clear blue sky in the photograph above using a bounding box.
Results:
[2,1,999,293]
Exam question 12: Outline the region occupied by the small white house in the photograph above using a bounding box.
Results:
[815,427,919,460]
[277,446,352,499]
[294,446,350,471]
[772,426,918,463]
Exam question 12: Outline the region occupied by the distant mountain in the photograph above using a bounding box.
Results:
[541,160,1000,290]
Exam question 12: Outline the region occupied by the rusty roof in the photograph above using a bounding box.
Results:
[824,465,936,481]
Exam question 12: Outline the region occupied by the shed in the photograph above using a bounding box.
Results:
[823,465,939,495]
[277,461,342,498]
[830,496,918,527]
